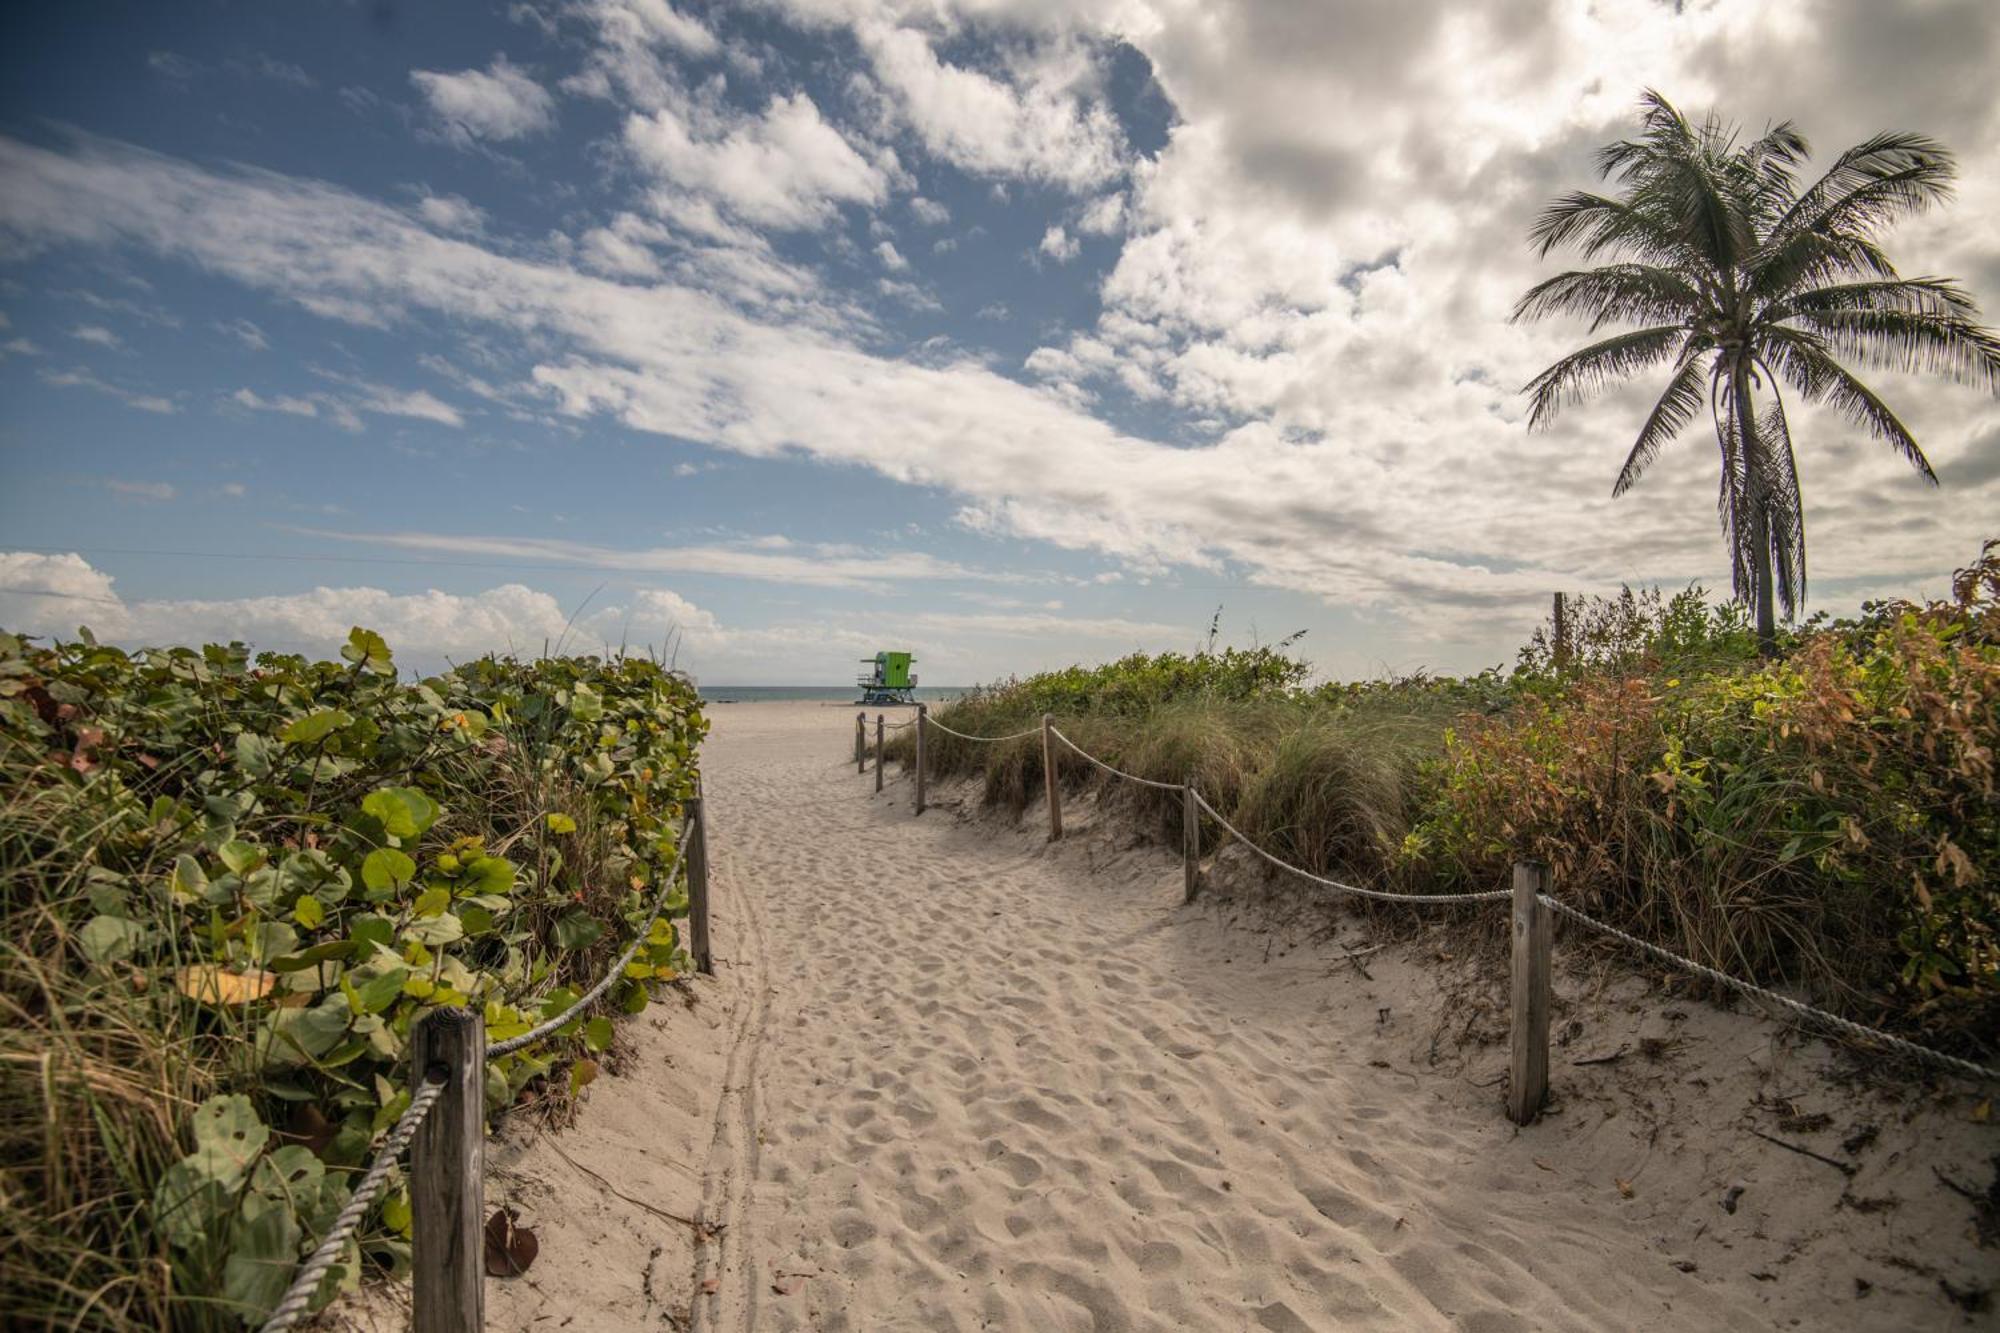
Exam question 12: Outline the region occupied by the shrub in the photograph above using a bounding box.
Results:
[0,627,706,1329]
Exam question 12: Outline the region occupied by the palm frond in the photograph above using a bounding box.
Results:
[1520,325,1685,429]
[1757,393,1808,616]
[1510,264,1703,329]
[1613,343,1710,494]
[1759,334,1937,481]
[1771,132,1956,245]
[1788,306,2000,389]
[1769,277,1978,319]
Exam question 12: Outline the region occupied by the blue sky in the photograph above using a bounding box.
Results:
[2,0,1997,684]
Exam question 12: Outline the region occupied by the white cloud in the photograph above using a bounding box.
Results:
[844,17,1127,190]
[71,324,120,347]
[622,91,890,230]
[410,56,556,145]
[414,192,487,233]
[1038,224,1078,262]
[231,387,319,418]
[104,478,176,501]
[38,365,176,414]
[1077,191,1124,235]
[229,376,464,429]
[216,318,268,350]
[909,195,950,225]
[874,239,909,272]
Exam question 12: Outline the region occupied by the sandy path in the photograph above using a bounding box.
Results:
[687,703,1993,1333]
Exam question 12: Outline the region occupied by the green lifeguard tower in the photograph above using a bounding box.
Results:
[856,650,918,705]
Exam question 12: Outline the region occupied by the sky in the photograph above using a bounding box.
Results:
[1,0,1996,686]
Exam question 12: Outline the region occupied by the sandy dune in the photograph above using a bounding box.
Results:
[683,702,1996,1332]
[336,700,1996,1331]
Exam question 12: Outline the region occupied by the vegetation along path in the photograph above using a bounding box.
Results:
[679,703,1984,1333]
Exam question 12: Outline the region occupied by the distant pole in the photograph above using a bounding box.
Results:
[411,1007,484,1333]
[1182,784,1199,904]
[1041,714,1062,842]
[1552,593,1570,670]
[913,705,928,814]
[875,714,885,793]
[687,794,712,976]
[1508,860,1552,1125]
[856,711,866,772]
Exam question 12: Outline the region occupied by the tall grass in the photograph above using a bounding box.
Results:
[897,541,2000,1060]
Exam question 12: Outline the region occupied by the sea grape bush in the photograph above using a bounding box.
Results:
[0,627,706,1329]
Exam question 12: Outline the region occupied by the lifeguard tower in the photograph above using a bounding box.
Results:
[856,650,918,705]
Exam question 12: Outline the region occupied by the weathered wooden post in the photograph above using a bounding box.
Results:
[411,1007,485,1333]
[1508,860,1552,1125]
[1041,713,1062,842]
[687,793,712,975]
[856,711,866,772]
[1182,784,1199,904]
[875,714,885,793]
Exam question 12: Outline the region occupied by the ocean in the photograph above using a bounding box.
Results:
[698,685,969,705]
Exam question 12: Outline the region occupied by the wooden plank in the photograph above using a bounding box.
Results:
[1042,714,1062,842]
[1182,784,1199,904]
[688,794,712,976]
[875,714,884,793]
[411,1007,485,1333]
[914,704,928,815]
[1508,860,1552,1125]
[856,712,865,772]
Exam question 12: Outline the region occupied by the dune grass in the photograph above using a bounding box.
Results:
[888,542,2000,1062]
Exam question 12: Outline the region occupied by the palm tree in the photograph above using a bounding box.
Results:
[1514,90,2000,652]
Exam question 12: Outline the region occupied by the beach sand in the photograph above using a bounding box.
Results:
[340,699,1998,1330]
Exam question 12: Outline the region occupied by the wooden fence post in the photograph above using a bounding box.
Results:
[913,705,928,814]
[687,793,712,976]
[1508,860,1552,1125]
[1182,784,1199,904]
[411,1007,485,1333]
[875,714,885,793]
[1041,714,1062,842]
[856,712,866,772]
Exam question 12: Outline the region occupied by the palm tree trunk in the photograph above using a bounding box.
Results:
[1733,357,1779,654]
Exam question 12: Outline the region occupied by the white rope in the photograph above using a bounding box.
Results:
[1537,894,1998,1082]
[489,812,693,1057]
[259,1076,446,1332]
[1048,726,1186,791]
[922,715,1041,743]
[1191,789,1512,905]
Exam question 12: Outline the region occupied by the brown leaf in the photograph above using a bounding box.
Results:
[1615,1177,1635,1199]
[175,965,277,1006]
[485,1207,539,1278]
[1532,1157,1554,1172]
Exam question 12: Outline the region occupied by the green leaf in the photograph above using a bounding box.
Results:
[267,939,354,974]
[459,905,493,935]
[266,993,352,1068]
[466,855,515,896]
[343,957,409,1015]
[217,839,267,876]
[293,895,325,930]
[412,886,450,918]
[402,911,464,947]
[169,854,208,903]
[361,848,416,895]
[582,1016,614,1052]
[222,1190,302,1320]
[77,914,148,963]
[188,1095,270,1187]
[153,1159,230,1252]
[545,812,577,835]
[347,914,395,956]
[341,626,395,676]
[361,786,439,841]
[279,708,353,745]
[553,912,603,951]
[568,686,603,723]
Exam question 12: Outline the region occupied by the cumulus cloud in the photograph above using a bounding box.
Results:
[0,552,1181,682]
[410,56,556,145]
[1038,225,1078,262]
[622,91,890,230]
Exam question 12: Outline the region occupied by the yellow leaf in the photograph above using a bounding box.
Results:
[1973,1099,1991,1124]
[175,965,277,1006]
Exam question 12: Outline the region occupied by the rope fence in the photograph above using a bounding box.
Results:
[258,803,713,1333]
[859,707,1997,1103]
